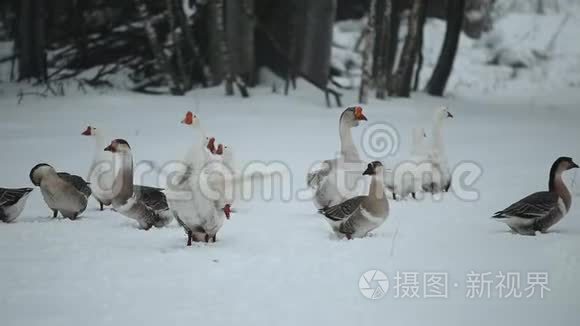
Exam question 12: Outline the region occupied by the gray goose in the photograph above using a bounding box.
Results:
[29,164,91,219]
[307,106,368,209]
[319,161,389,239]
[104,139,173,230]
[492,156,578,235]
[0,187,34,222]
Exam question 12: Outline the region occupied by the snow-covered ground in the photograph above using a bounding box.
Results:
[1,82,580,325]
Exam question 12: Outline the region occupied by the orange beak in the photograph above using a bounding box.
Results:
[181,111,193,125]
[223,204,231,219]
[104,144,114,152]
[354,107,367,121]
[216,144,224,155]
[207,137,216,154]
[81,127,91,136]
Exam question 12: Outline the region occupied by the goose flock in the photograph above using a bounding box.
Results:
[0,107,577,241]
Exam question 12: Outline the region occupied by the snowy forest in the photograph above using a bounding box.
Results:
[1,0,580,326]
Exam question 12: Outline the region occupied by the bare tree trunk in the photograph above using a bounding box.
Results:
[386,0,400,94]
[413,5,427,91]
[426,0,465,96]
[167,0,190,91]
[537,0,545,15]
[375,0,392,99]
[228,0,255,86]
[214,0,234,95]
[17,0,46,81]
[134,0,183,95]
[359,0,377,104]
[175,0,211,86]
[390,0,425,97]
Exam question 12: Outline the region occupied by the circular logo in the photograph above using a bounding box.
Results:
[361,122,400,159]
[359,269,389,300]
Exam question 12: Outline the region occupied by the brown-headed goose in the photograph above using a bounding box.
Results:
[104,139,173,230]
[29,164,90,219]
[493,157,579,236]
[319,161,389,239]
[82,125,115,210]
[422,106,453,194]
[0,187,33,222]
[307,106,368,209]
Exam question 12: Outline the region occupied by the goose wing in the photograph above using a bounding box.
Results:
[57,173,92,197]
[318,195,366,221]
[493,191,560,220]
[307,160,334,189]
[134,185,169,211]
[0,188,33,207]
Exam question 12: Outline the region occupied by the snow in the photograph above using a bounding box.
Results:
[1,82,580,325]
[331,4,580,95]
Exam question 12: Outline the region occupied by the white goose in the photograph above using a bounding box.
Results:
[422,106,453,194]
[82,125,114,210]
[168,113,231,245]
[386,127,429,200]
[307,106,368,209]
[104,139,173,230]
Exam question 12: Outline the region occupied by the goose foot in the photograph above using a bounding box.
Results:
[346,234,353,240]
[187,231,192,246]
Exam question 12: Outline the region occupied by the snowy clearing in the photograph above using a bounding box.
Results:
[1,84,579,325]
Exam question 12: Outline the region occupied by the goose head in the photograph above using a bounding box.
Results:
[553,156,579,173]
[362,161,383,176]
[181,111,200,127]
[29,163,57,186]
[81,125,99,136]
[206,137,216,154]
[215,144,224,155]
[434,106,454,121]
[223,204,231,219]
[341,106,367,127]
[104,139,131,153]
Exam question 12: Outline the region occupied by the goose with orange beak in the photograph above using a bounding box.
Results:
[307,106,368,210]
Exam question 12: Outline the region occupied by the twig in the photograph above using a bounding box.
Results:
[389,217,400,257]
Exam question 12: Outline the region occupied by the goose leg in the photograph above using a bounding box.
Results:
[187,231,192,246]
[392,193,397,200]
[52,210,58,218]
[411,192,416,199]
[212,235,217,242]
[204,234,210,243]
[99,202,104,211]
[346,234,353,240]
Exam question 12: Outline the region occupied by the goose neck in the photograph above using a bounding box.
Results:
[112,152,134,201]
[339,121,358,160]
[549,168,572,211]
